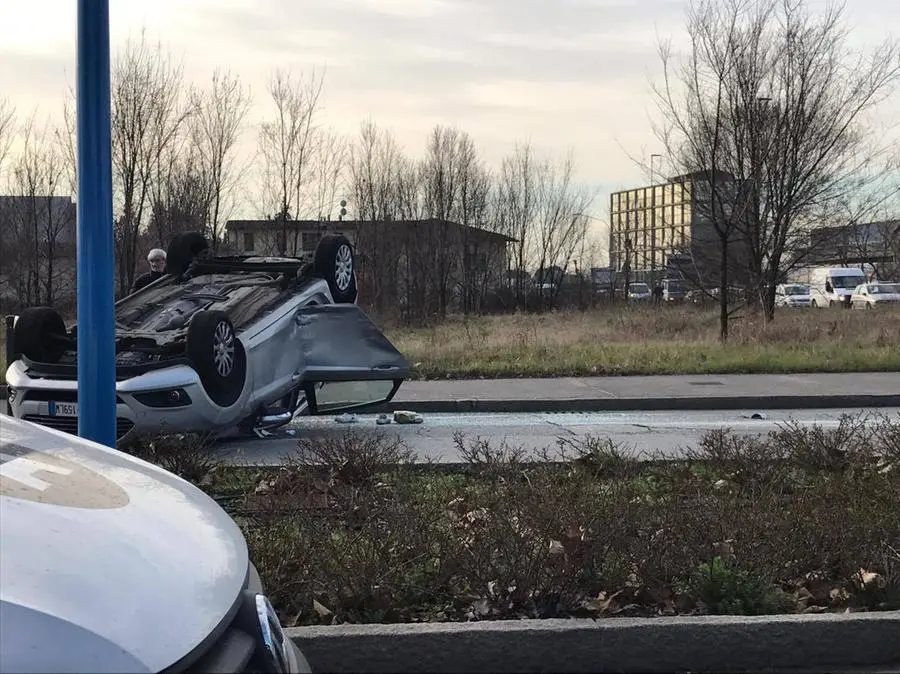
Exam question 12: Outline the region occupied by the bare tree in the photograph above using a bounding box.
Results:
[310,128,349,220]
[496,143,538,308]
[530,151,595,309]
[56,93,78,196]
[420,125,468,318]
[190,68,252,250]
[0,96,14,176]
[654,0,795,338]
[111,31,188,294]
[258,68,325,255]
[655,0,900,327]
[454,151,494,314]
[0,97,17,304]
[350,119,407,221]
[348,119,409,313]
[148,142,211,247]
[5,112,73,307]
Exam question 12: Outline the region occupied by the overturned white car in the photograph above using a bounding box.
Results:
[4,232,409,442]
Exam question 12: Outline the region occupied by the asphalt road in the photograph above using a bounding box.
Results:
[211,407,900,465]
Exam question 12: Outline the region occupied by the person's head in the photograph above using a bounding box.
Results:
[148,249,167,273]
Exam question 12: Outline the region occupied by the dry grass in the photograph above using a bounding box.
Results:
[146,415,900,627]
[386,306,900,378]
[3,306,898,382]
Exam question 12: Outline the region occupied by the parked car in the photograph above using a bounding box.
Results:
[0,415,312,672]
[4,231,409,442]
[808,266,866,308]
[627,282,652,303]
[661,278,687,303]
[685,288,714,305]
[775,283,811,308]
[850,282,900,309]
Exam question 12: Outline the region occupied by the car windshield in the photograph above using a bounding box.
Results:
[831,275,864,289]
[630,283,650,293]
[783,285,808,295]
[870,283,900,295]
[665,281,686,292]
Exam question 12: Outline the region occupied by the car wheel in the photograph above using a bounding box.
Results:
[187,310,246,407]
[313,234,358,303]
[166,231,210,277]
[13,307,69,364]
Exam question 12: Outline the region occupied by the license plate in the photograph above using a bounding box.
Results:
[48,401,78,417]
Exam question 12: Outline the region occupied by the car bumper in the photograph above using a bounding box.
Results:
[5,360,241,442]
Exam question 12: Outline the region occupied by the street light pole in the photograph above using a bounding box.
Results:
[76,0,117,447]
[650,153,662,285]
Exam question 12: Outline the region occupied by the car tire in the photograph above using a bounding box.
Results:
[166,232,210,277]
[187,310,246,408]
[13,307,69,364]
[314,234,357,303]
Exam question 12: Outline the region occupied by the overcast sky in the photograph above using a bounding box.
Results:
[1,0,898,234]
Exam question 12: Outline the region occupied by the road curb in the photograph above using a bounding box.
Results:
[287,612,900,673]
[377,394,900,414]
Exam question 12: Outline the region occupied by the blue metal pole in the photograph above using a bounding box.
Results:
[76,0,117,447]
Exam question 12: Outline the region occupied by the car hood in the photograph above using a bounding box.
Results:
[0,416,248,673]
[872,293,900,301]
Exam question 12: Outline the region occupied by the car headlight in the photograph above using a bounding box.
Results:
[255,595,292,674]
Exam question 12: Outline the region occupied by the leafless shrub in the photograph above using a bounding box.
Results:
[119,432,219,485]
[189,416,900,626]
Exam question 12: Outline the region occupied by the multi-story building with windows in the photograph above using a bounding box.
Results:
[609,171,749,288]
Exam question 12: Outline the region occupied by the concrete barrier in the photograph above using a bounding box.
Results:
[373,393,900,414]
[288,612,900,673]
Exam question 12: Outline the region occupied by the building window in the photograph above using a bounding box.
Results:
[243,232,255,252]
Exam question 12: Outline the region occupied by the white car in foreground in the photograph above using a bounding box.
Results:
[0,415,312,673]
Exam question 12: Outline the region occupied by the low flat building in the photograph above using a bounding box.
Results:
[224,218,515,316]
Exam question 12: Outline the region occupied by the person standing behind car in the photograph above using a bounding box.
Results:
[131,248,167,293]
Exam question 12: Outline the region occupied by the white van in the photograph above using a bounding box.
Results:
[807,266,867,308]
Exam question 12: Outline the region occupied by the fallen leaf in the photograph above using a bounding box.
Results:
[829,587,851,603]
[254,479,275,494]
[712,540,736,562]
[548,540,565,555]
[857,569,886,589]
[313,599,333,618]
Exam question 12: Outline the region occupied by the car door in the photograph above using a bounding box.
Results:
[293,304,410,414]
